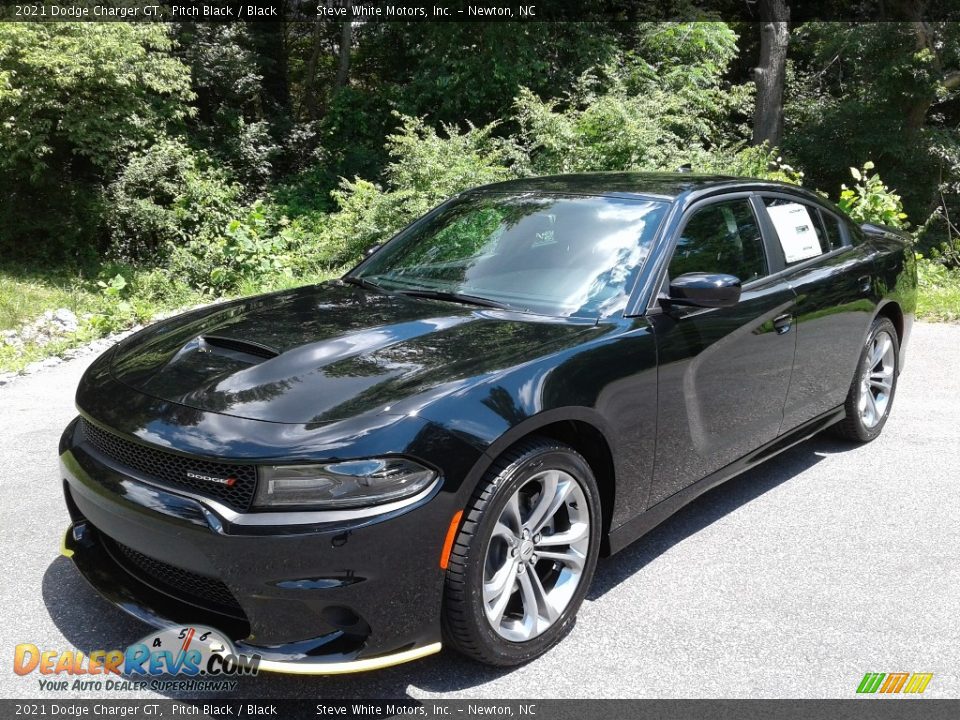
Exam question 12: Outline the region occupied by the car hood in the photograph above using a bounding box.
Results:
[108,282,597,424]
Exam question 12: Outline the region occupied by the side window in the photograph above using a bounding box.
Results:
[762,197,828,263]
[669,199,766,282]
[817,209,845,250]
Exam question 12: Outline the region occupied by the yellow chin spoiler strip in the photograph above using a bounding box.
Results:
[60,528,74,558]
[256,642,442,675]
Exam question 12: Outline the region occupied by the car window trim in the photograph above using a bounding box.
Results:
[749,194,788,276]
[640,191,772,316]
[624,197,686,317]
[763,244,854,281]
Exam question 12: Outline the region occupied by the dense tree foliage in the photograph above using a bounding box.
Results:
[1,20,959,278]
[785,22,960,248]
[0,24,194,259]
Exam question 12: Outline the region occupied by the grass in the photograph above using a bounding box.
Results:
[0,267,101,331]
[917,282,960,322]
[916,258,960,323]
[0,264,342,375]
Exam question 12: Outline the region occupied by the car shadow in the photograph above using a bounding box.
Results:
[42,433,852,701]
[588,433,851,600]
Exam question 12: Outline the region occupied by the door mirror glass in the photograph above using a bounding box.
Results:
[666,272,742,308]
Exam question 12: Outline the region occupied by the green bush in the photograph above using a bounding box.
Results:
[511,25,755,177]
[837,161,909,229]
[83,263,180,335]
[128,267,202,310]
[695,145,804,184]
[105,138,244,262]
[285,73,792,273]
[0,24,194,261]
[313,115,525,265]
[514,79,700,174]
[85,271,138,335]
[167,201,297,294]
[512,61,775,181]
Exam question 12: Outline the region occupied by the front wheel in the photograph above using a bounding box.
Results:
[442,437,601,666]
[833,316,899,442]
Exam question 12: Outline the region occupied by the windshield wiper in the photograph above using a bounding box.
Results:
[393,288,509,309]
[342,276,384,292]
[347,276,510,309]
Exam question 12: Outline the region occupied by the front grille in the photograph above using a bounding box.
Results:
[104,535,244,617]
[78,417,257,512]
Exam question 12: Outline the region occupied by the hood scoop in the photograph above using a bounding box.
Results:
[197,335,280,363]
[108,282,599,423]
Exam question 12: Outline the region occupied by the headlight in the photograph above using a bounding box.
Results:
[253,458,437,510]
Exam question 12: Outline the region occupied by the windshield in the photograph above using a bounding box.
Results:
[352,192,668,318]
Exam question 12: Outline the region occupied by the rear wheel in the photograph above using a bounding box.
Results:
[833,316,899,442]
[442,437,601,666]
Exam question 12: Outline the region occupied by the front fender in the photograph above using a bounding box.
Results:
[412,320,659,539]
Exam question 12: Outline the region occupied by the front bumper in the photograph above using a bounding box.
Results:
[59,418,452,673]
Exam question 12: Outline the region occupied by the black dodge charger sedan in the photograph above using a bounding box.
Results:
[60,173,915,672]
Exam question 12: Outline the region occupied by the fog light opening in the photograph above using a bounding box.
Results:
[321,605,362,631]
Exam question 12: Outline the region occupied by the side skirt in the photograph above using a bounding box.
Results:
[605,406,846,556]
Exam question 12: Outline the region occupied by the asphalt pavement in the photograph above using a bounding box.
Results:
[1,322,958,699]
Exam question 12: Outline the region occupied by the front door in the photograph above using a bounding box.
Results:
[646,196,797,507]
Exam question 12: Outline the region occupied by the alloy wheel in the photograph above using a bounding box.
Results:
[859,329,896,429]
[482,469,590,642]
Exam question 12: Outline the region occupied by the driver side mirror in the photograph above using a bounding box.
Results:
[663,272,742,309]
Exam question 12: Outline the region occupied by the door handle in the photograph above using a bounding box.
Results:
[773,313,793,335]
[858,275,872,293]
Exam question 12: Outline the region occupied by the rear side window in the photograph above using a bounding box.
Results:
[762,197,830,263]
[669,199,767,283]
[817,209,845,250]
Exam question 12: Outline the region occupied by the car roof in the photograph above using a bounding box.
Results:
[470,172,817,204]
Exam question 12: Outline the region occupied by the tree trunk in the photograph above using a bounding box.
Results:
[335,3,353,89]
[904,19,941,136]
[250,22,290,117]
[304,23,325,120]
[752,0,790,149]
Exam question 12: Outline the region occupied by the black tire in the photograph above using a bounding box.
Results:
[832,316,900,443]
[441,437,602,667]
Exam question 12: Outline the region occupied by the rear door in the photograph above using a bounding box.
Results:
[646,195,797,507]
[754,194,878,432]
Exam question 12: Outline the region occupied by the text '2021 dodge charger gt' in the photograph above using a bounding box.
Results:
[59,173,915,671]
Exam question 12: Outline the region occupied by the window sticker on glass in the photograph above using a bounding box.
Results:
[766,202,822,263]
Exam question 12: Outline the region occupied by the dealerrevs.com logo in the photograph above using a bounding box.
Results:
[14,626,260,693]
